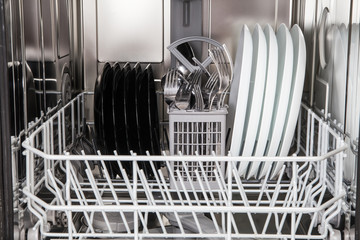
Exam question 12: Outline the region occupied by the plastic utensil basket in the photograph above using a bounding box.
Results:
[168,108,228,189]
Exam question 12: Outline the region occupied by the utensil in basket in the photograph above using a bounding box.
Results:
[209,45,233,108]
[162,69,180,106]
[204,71,219,110]
[175,69,202,110]
[194,84,204,111]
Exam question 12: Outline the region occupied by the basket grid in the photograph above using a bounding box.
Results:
[173,160,217,182]
[169,110,227,189]
[173,121,222,155]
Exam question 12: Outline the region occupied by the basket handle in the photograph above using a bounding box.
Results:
[167,36,223,73]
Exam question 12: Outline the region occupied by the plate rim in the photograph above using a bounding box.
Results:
[237,23,268,176]
[258,23,294,179]
[247,24,279,179]
[271,24,307,179]
[229,24,253,158]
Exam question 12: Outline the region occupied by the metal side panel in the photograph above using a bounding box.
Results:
[82,0,97,92]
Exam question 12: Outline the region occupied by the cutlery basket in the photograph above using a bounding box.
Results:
[168,108,228,189]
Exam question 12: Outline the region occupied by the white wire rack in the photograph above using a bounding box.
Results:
[22,92,347,239]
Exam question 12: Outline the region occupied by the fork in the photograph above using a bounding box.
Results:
[163,69,179,105]
[175,69,202,110]
[194,85,204,111]
[209,45,233,108]
[204,71,219,110]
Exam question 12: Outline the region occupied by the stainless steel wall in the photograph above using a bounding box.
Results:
[296,0,360,187]
[21,0,72,113]
[81,0,291,88]
[81,0,171,94]
[203,0,291,62]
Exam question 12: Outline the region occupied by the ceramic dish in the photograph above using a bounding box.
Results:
[339,23,348,52]
[124,65,141,155]
[94,63,119,177]
[102,64,116,154]
[271,24,306,179]
[94,63,110,153]
[247,24,278,179]
[138,67,152,154]
[331,25,347,126]
[103,63,125,177]
[112,62,127,154]
[113,63,131,155]
[146,65,161,156]
[229,25,253,158]
[137,65,161,177]
[134,63,144,154]
[258,23,294,179]
[237,24,267,176]
[344,24,360,182]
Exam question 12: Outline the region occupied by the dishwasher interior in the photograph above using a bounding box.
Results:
[2,0,360,239]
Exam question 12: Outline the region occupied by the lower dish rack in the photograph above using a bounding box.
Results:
[22,92,347,239]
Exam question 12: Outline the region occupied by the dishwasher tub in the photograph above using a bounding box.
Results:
[22,92,346,239]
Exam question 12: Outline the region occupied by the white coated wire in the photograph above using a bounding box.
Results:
[22,92,346,239]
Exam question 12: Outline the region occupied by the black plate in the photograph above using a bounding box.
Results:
[138,67,152,154]
[134,63,154,176]
[94,65,106,153]
[113,63,128,154]
[125,65,141,154]
[112,63,132,174]
[134,63,143,154]
[138,65,156,177]
[101,63,116,154]
[146,65,161,156]
[94,63,118,177]
[122,62,132,152]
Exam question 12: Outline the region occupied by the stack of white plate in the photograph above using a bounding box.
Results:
[227,23,306,179]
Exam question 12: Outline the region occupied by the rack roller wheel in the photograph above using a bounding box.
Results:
[27,227,40,240]
[329,229,342,240]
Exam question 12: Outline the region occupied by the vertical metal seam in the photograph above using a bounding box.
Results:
[0,0,14,237]
[343,0,354,137]
[18,0,27,134]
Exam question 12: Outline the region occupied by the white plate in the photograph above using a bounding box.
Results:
[339,23,348,52]
[258,23,294,179]
[271,24,306,179]
[237,24,267,176]
[229,25,253,157]
[353,25,360,181]
[246,24,278,179]
[227,25,252,152]
[344,24,359,182]
[331,25,347,127]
